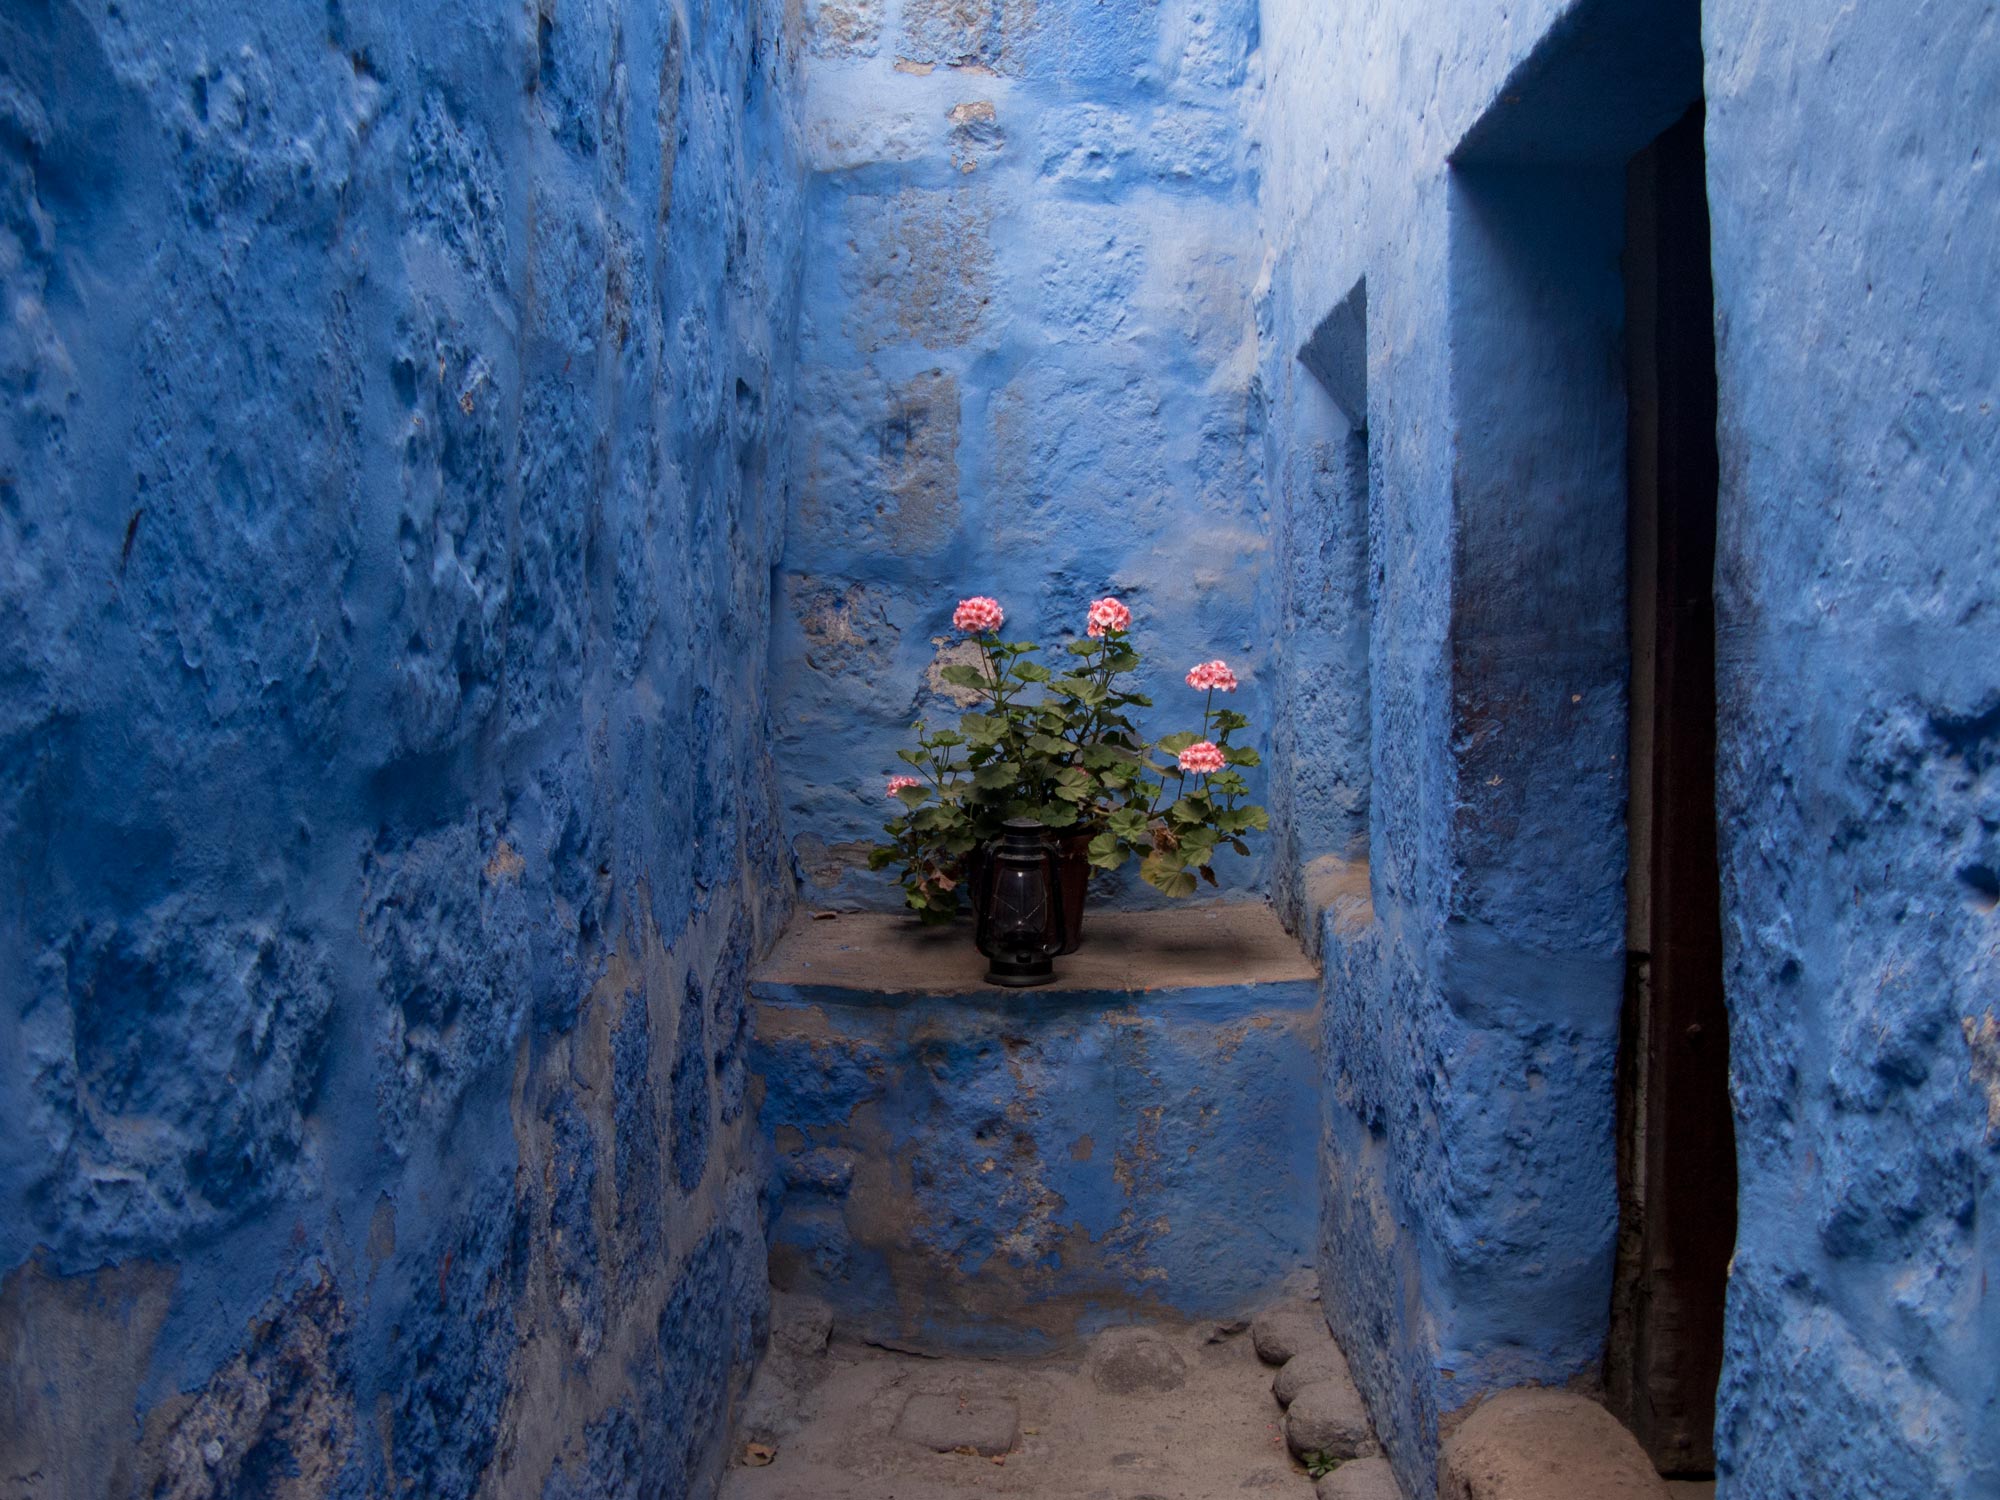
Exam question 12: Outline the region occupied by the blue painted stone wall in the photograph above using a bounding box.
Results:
[1703,3,1998,1494]
[1265,397,1372,955]
[771,0,1276,909]
[0,0,806,1494]
[1258,0,1999,1496]
[751,976,1319,1353]
[1259,1,1610,1490]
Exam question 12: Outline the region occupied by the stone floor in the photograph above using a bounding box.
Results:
[723,1293,1397,1500]
[724,1291,1721,1500]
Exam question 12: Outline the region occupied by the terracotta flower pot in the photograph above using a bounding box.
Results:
[1050,828,1094,955]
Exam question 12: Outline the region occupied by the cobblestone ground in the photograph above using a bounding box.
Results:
[721,1291,1405,1500]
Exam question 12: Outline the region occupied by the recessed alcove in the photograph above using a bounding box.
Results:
[749,905,1319,1354]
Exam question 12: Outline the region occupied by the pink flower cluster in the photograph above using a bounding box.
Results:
[1086,596,1132,638]
[1178,741,1227,775]
[1186,659,1239,692]
[886,775,922,798]
[952,596,1005,634]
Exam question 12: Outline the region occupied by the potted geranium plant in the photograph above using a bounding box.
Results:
[867,594,1268,950]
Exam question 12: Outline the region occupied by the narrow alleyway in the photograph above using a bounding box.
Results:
[3,0,1991,1495]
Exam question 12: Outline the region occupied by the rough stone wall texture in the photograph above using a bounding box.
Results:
[1703,2,1999,1496]
[1266,412,1372,955]
[1258,0,1999,1496]
[751,976,1319,1353]
[1257,0,1610,1491]
[773,0,1275,909]
[0,0,806,1494]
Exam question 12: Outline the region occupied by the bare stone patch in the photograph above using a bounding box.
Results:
[895,1390,1020,1455]
[793,833,879,891]
[898,0,1033,72]
[1439,1389,1669,1499]
[1087,1326,1189,1394]
[1286,1378,1377,1462]
[1274,1341,1355,1407]
[927,638,990,706]
[1252,1299,1333,1365]
[948,99,1004,172]
[806,107,930,171]
[1317,1454,1403,1499]
[737,1293,838,1448]
[841,188,994,350]
[794,579,897,673]
[809,0,882,57]
[1962,1011,2000,1131]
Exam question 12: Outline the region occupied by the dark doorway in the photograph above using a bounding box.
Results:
[1610,99,1735,1478]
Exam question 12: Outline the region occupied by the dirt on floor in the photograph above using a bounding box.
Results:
[721,1293,1717,1500]
[720,1304,1348,1500]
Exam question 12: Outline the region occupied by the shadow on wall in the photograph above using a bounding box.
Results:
[1272,276,1374,954]
[1300,0,1709,1492]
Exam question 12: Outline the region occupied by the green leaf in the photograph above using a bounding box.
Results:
[910,886,959,922]
[1225,745,1262,768]
[1140,853,1198,898]
[1053,676,1108,706]
[1169,797,1209,825]
[1067,640,1100,657]
[1029,733,1073,757]
[897,785,930,807]
[961,713,1006,746]
[928,731,965,747]
[1088,836,1136,868]
[939,664,990,690]
[973,762,1021,790]
[1013,661,1052,683]
[1033,802,1080,829]
[1156,731,1200,754]
[1179,829,1219,866]
[1107,808,1149,839]
[867,846,900,871]
[1212,709,1250,733]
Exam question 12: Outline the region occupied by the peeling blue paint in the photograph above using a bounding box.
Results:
[751,977,1319,1353]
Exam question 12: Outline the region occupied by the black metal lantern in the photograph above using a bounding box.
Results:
[975,819,1069,988]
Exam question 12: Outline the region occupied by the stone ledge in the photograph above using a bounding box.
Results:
[753,901,1319,1000]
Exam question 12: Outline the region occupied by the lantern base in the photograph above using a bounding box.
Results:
[983,954,1057,988]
